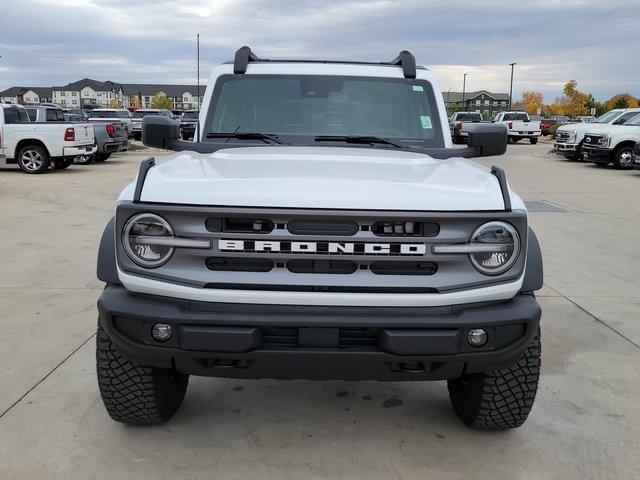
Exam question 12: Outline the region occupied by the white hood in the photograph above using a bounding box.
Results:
[130,146,514,211]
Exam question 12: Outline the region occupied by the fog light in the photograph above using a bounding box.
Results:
[152,323,172,342]
[467,328,488,347]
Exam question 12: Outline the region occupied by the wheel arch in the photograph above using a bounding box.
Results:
[613,140,636,152]
[521,227,543,292]
[97,217,120,284]
[14,138,50,159]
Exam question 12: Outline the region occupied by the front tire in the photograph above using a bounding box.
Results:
[447,328,541,430]
[613,145,633,169]
[17,145,50,174]
[96,320,189,425]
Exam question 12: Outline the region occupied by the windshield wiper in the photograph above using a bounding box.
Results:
[314,135,405,149]
[205,132,286,145]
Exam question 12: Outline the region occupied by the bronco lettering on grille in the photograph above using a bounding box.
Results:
[218,240,426,255]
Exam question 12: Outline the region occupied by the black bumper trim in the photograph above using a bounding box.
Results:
[98,285,541,381]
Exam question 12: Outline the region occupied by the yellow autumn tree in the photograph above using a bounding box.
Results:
[603,93,639,111]
[521,91,544,115]
[561,80,589,117]
[150,91,173,110]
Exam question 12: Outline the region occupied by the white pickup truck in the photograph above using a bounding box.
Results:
[449,111,484,143]
[581,113,640,168]
[554,108,640,159]
[492,111,541,144]
[0,103,96,173]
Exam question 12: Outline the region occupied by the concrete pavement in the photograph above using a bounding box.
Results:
[0,143,638,479]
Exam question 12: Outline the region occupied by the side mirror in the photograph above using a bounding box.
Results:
[142,115,180,150]
[465,123,507,157]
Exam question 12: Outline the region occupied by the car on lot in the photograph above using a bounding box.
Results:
[540,117,556,136]
[575,115,596,123]
[131,108,173,140]
[492,111,542,144]
[554,108,640,159]
[95,47,543,430]
[581,113,640,168]
[76,121,129,164]
[88,109,133,138]
[448,111,484,144]
[179,110,199,140]
[633,141,640,169]
[0,103,96,173]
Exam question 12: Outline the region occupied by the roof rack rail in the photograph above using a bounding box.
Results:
[232,47,418,79]
[389,50,416,79]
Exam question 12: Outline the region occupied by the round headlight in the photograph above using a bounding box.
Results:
[123,213,174,267]
[469,221,520,275]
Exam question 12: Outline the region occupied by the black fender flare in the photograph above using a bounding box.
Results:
[521,227,543,292]
[97,217,120,284]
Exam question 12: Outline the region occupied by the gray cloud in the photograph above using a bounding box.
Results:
[0,0,638,102]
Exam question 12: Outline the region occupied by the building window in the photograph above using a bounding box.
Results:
[72,91,77,97]
[493,101,497,107]
[475,100,481,106]
[484,100,489,106]
[501,101,507,106]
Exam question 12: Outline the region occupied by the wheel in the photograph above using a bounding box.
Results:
[529,137,538,145]
[94,153,111,162]
[96,320,189,425]
[134,133,141,141]
[75,154,94,165]
[613,145,634,169]
[511,137,519,143]
[17,145,50,174]
[53,158,73,170]
[447,328,541,430]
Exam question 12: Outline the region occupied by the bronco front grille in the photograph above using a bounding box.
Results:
[116,204,529,294]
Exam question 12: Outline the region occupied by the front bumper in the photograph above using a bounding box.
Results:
[509,131,541,137]
[553,142,579,153]
[98,285,541,381]
[63,144,97,157]
[582,145,611,162]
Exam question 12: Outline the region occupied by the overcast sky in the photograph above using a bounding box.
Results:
[1,0,638,102]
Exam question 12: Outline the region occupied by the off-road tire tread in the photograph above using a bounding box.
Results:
[96,321,188,425]
[447,329,541,430]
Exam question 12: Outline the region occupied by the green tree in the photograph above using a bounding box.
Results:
[150,91,173,110]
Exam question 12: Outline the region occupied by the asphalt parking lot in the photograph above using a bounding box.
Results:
[1,141,639,480]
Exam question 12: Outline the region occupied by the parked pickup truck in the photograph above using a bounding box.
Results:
[89,109,133,138]
[554,108,640,159]
[581,113,640,168]
[0,103,96,173]
[76,121,129,164]
[131,108,173,140]
[95,47,543,430]
[492,112,541,144]
[449,111,484,143]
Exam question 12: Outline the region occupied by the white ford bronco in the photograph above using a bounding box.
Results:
[96,47,543,430]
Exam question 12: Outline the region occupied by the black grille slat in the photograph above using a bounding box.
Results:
[287,260,357,274]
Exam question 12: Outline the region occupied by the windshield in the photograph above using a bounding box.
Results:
[624,114,640,126]
[204,74,444,148]
[593,110,621,124]
[182,111,199,119]
[503,113,529,121]
[90,110,130,119]
[455,113,482,122]
[133,110,159,118]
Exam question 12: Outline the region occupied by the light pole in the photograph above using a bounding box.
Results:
[509,62,516,110]
[462,73,467,111]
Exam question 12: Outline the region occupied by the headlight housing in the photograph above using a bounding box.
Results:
[567,131,577,143]
[123,213,174,267]
[598,135,611,147]
[469,221,520,275]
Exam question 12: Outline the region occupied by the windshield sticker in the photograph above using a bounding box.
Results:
[420,115,432,129]
[412,85,424,92]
